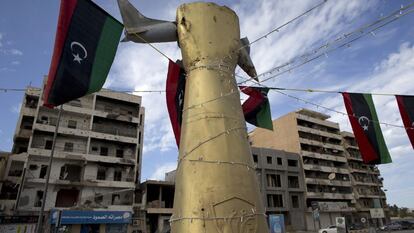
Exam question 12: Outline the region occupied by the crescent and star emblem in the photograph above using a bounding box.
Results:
[70,41,88,64]
[358,116,370,131]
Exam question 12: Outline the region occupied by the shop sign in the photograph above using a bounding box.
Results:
[50,210,132,224]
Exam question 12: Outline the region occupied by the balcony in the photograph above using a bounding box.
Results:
[306,191,354,200]
[297,125,342,140]
[301,151,347,162]
[299,138,344,151]
[296,113,339,130]
[82,179,135,189]
[305,178,352,187]
[303,164,350,174]
[33,123,89,138]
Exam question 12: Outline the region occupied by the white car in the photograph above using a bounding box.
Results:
[318,225,337,233]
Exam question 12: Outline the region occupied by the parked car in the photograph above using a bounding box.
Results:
[318,225,337,233]
[379,222,403,231]
[398,220,414,230]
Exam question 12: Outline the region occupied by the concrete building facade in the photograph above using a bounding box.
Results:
[251,147,306,231]
[0,86,144,232]
[342,131,386,226]
[249,109,387,230]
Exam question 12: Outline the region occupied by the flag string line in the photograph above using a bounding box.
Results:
[0,85,411,97]
[238,4,414,85]
[131,32,173,61]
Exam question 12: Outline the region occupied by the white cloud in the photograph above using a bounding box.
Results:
[0,33,3,47]
[9,48,23,56]
[149,162,177,180]
[11,61,20,65]
[11,103,22,114]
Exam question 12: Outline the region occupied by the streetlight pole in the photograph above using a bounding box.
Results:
[36,105,63,233]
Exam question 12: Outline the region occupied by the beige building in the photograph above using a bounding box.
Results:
[249,109,387,230]
[342,131,386,226]
[0,86,144,232]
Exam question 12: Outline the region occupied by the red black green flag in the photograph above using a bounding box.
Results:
[240,86,273,131]
[166,60,186,147]
[342,92,391,164]
[43,0,123,107]
[396,95,414,149]
[166,62,273,147]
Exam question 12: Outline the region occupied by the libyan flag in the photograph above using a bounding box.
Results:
[166,61,273,148]
[240,86,273,131]
[342,92,391,164]
[396,95,414,149]
[43,0,123,107]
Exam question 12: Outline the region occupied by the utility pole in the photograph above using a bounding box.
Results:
[170,3,268,232]
[36,106,63,233]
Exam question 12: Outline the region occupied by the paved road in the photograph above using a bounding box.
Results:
[379,230,414,233]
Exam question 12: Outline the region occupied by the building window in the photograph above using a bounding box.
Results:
[35,190,43,207]
[39,165,48,179]
[288,159,298,167]
[288,176,300,188]
[8,161,24,177]
[277,157,282,165]
[100,147,108,156]
[267,194,283,208]
[67,120,77,129]
[267,156,272,164]
[40,116,48,123]
[94,194,103,204]
[64,142,74,152]
[91,146,98,152]
[138,132,142,144]
[266,174,281,187]
[114,170,122,181]
[112,194,121,205]
[253,154,258,163]
[45,140,53,150]
[97,167,106,180]
[116,149,124,158]
[291,195,299,208]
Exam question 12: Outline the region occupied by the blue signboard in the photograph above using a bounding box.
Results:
[50,210,132,224]
[269,214,285,233]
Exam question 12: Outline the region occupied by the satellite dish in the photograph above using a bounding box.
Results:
[361,218,366,223]
[328,173,336,180]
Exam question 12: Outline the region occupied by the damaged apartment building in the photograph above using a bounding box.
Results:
[0,85,144,232]
[249,109,387,230]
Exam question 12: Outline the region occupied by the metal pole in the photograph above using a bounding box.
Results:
[14,160,27,212]
[36,105,63,233]
[171,3,268,233]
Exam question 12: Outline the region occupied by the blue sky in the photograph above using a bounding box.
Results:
[1,0,414,208]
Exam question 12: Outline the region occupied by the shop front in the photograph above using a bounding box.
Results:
[50,209,132,233]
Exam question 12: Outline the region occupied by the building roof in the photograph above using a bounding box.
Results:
[296,108,330,120]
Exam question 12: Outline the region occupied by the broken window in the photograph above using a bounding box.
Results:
[114,170,122,181]
[67,120,77,129]
[0,183,19,200]
[8,161,24,177]
[253,154,258,163]
[97,167,106,180]
[266,156,272,164]
[288,176,300,188]
[112,194,121,205]
[45,140,53,150]
[100,147,108,156]
[138,132,142,144]
[266,174,281,187]
[34,190,43,207]
[55,189,79,207]
[59,164,81,181]
[64,142,74,152]
[267,194,283,208]
[291,195,299,208]
[91,146,98,152]
[277,157,282,165]
[94,194,103,204]
[39,165,48,179]
[116,149,124,158]
[40,116,48,124]
[288,159,298,167]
